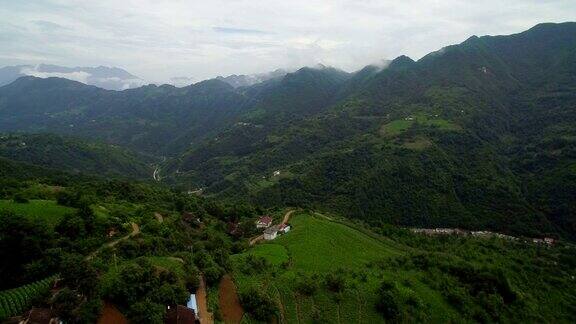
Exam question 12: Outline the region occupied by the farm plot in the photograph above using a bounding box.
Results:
[231,212,456,323]
[0,199,74,228]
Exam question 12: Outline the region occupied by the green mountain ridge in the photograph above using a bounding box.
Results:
[0,133,154,178]
[0,22,575,239]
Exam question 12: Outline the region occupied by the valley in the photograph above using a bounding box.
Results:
[0,21,575,323]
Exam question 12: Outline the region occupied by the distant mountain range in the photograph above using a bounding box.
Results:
[0,64,146,91]
[0,22,575,240]
[216,69,289,88]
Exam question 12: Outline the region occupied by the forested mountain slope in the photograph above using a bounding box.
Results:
[169,22,576,239]
[0,133,154,178]
[0,22,575,239]
[0,77,254,154]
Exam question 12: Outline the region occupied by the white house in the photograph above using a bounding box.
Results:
[279,223,291,234]
[264,225,279,240]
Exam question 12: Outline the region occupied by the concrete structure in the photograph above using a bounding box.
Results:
[264,225,279,240]
[278,223,291,234]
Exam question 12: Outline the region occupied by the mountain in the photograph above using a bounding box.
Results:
[0,64,146,90]
[216,69,288,88]
[0,23,575,240]
[0,133,154,178]
[167,22,576,239]
[0,77,254,154]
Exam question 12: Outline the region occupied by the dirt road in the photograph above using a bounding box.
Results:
[87,222,140,260]
[281,209,295,224]
[197,275,214,324]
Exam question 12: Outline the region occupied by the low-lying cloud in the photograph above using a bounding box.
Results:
[0,1,574,84]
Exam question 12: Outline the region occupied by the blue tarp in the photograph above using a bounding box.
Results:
[186,294,198,313]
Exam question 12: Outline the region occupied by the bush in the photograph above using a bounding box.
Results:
[324,272,346,293]
[239,287,277,321]
[13,193,29,203]
[128,299,165,324]
[376,282,401,320]
[295,274,318,296]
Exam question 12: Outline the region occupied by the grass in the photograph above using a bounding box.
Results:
[231,212,459,323]
[380,113,460,137]
[0,199,74,227]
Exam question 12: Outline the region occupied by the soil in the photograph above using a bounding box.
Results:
[97,302,128,324]
[197,276,214,324]
[218,275,244,324]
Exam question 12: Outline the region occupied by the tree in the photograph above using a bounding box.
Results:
[376,282,401,320]
[324,272,346,293]
[59,254,98,296]
[128,300,165,324]
[0,211,54,288]
[239,288,277,321]
[13,192,29,203]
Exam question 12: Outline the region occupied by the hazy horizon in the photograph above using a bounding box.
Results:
[1,1,575,84]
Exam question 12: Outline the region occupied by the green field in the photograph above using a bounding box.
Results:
[0,199,74,227]
[231,212,458,323]
[231,212,576,323]
[380,113,460,137]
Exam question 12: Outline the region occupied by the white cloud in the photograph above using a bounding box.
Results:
[0,0,574,83]
[20,66,91,83]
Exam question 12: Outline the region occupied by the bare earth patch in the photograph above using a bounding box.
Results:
[218,275,244,324]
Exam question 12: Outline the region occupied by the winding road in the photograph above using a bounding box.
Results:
[87,222,140,260]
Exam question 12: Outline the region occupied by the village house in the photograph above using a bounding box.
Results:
[256,216,273,228]
[264,225,279,240]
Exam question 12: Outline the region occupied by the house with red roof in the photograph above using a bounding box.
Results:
[255,216,273,228]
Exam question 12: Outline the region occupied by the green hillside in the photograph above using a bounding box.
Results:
[232,212,576,323]
[0,200,75,228]
[165,22,576,240]
[0,133,154,178]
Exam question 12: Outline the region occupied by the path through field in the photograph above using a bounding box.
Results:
[218,274,244,324]
[87,222,140,260]
[197,275,214,324]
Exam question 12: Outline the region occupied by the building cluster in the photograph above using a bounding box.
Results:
[411,228,556,245]
[256,215,291,241]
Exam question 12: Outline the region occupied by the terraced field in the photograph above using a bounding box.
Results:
[231,212,458,323]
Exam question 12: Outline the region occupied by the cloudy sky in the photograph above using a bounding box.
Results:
[0,0,574,84]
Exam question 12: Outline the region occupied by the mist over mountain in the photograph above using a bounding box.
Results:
[0,64,146,91]
[216,69,289,88]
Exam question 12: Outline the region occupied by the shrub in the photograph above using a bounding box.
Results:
[13,193,29,204]
[375,282,401,320]
[324,272,346,293]
[295,274,318,296]
[239,287,277,321]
